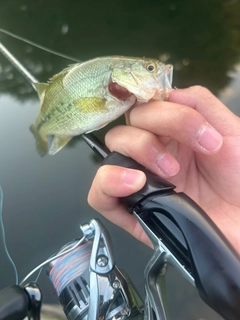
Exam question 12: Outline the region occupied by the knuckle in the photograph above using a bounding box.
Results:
[191,85,212,97]
[105,125,125,138]
[173,105,192,122]
[135,130,153,149]
[172,105,204,133]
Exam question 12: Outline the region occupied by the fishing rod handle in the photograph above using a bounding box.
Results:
[101,151,176,210]
[102,151,240,320]
[0,286,29,320]
[0,283,42,320]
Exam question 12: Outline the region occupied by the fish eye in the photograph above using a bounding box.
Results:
[146,63,156,73]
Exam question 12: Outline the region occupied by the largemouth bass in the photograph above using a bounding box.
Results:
[30,56,173,156]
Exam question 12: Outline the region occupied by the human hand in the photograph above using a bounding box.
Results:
[88,86,240,252]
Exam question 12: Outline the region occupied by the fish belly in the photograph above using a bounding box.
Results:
[38,96,134,138]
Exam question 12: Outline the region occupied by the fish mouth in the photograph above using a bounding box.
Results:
[108,63,173,102]
[108,81,133,101]
[164,64,173,88]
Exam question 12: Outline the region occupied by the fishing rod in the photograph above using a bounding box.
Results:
[0,42,37,87]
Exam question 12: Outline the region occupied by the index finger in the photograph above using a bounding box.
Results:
[169,86,239,135]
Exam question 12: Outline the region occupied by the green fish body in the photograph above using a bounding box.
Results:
[30,56,173,156]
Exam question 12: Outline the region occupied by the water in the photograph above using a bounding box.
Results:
[0,1,240,319]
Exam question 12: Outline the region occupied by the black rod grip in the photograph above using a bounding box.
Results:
[141,192,240,320]
[0,285,29,320]
[101,151,175,210]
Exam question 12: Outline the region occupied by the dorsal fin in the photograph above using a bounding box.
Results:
[34,82,48,99]
[48,64,80,84]
[48,71,65,82]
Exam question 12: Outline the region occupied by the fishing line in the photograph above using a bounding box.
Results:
[48,241,92,295]
[33,238,84,283]
[0,185,19,285]
[19,235,86,286]
[0,28,80,62]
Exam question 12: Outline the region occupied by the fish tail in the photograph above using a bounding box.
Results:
[30,124,48,156]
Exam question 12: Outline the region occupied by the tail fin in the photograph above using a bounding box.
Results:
[30,124,48,156]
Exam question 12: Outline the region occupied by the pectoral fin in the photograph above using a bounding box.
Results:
[49,136,72,155]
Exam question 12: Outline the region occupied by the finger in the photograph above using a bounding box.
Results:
[105,126,180,178]
[169,86,239,135]
[128,100,223,154]
[87,166,152,246]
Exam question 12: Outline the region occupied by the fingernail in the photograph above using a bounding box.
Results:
[197,124,223,152]
[123,169,145,185]
[156,153,180,177]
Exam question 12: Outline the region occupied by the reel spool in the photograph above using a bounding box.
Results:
[48,240,92,320]
[48,220,144,320]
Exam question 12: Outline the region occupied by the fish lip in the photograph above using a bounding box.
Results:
[167,64,173,87]
[154,64,173,100]
[161,64,173,89]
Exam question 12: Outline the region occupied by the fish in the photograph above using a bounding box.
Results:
[30,56,173,156]
[0,30,173,157]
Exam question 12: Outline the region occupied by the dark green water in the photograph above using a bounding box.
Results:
[0,1,240,319]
